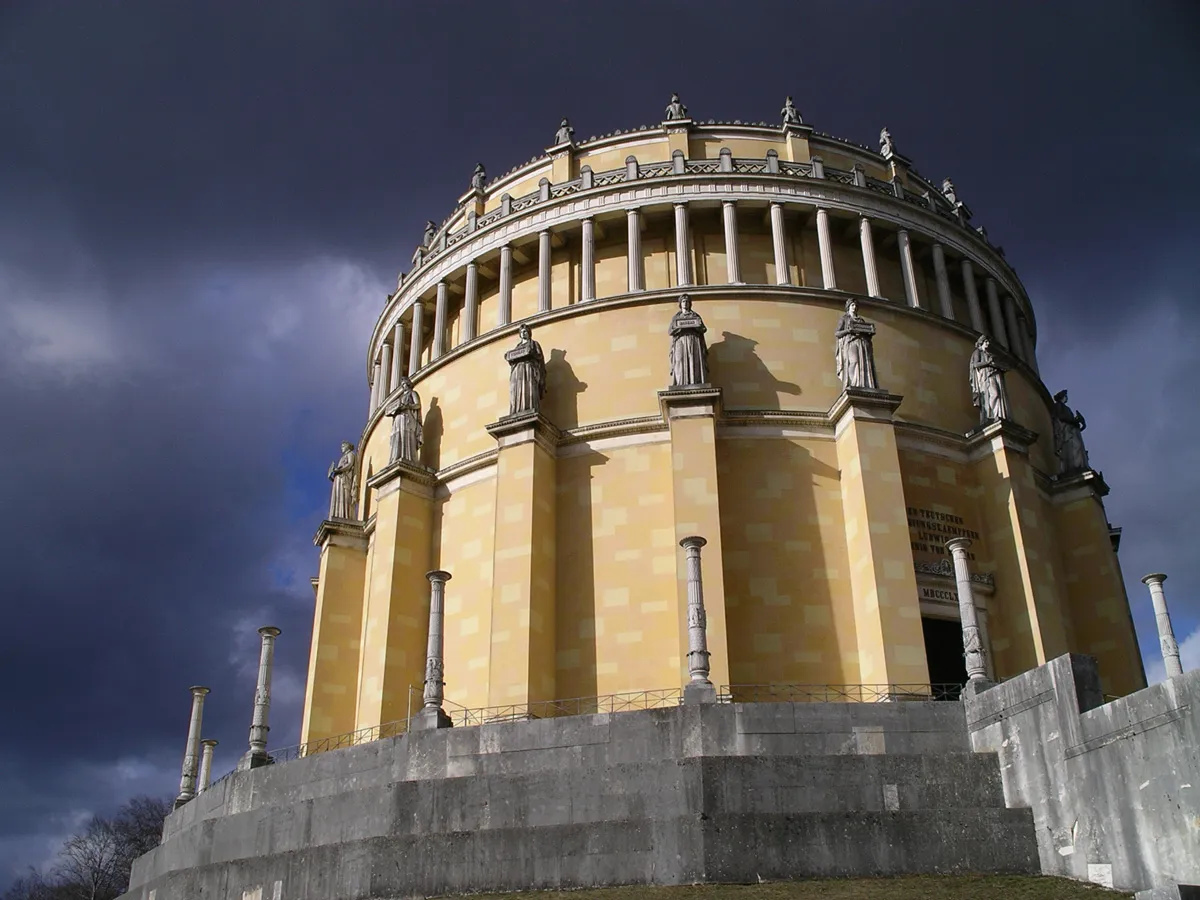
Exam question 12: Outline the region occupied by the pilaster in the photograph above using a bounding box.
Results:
[663,118,692,158]
[830,389,930,686]
[355,462,437,729]
[301,519,367,745]
[485,412,559,707]
[781,122,813,162]
[658,386,731,692]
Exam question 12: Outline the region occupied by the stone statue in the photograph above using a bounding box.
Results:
[879,127,894,157]
[327,441,358,520]
[395,271,405,291]
[834,300,879,391]
[668,294,709,387]
[506,323,546,416]
[470,163,486,193]
[422,220,436,247]
[554,118,574,146]
[386,376,423,465]
[781,96,802,126]
[664,93,688,121]
[969,336,1010,424]
[1052,390,1090,474]
[411,245,425,268]
[942,178,958,206]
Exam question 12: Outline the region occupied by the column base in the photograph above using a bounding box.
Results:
[173,795,193,810]
[960,678,995,701]
[410,706,453,731]
[683,682,718,705]
[238,750,274,771]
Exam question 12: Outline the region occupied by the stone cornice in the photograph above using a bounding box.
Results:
[313,518,367,551]
[965,418,1040,462]
[1043,467,1110,505]
[486,411,561,455]
[828,388,904,433]
[365,459,438,500]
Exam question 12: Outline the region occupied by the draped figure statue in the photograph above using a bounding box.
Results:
[327,441,358,520]
[506,323,546,416]
[1052,389,1090,474]
[969,336,1010,424]
[834,300,879,391]
[387,376,423,465]
[668,294,709,387]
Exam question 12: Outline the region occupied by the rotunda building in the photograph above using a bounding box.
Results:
[300,99,1145,745]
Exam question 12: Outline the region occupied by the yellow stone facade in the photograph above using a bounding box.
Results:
[301,111,1145,744]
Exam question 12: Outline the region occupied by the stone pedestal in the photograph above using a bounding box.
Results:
[409,706,453,731]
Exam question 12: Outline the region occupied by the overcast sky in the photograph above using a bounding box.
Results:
[1,1,1198,886]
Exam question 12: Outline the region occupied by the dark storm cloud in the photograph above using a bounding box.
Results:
[1,0,1198,884]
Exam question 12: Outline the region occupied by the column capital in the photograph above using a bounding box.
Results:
[679,535,708,551]
[257,626,281,639]
[426,569,452,585]
[946,537,973,555]
[189,685,211,696]
[200,738,219,748]
[1141,572,1167,587]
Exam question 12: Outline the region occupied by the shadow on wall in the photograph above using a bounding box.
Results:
[544,348,588,430]
[422,398,443,471]
[708,331,802,410]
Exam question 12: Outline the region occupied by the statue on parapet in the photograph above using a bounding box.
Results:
[506,323,546,416]
[834,300,879,391]
[879,127,895,158]
[327,441,358,520]
[969,336,1010,425]
[942,178,958,206]
[387,376,424,466]
[470,163,486,193]
[554,118,574,146]
[668,294,709,387]
[664,92,688,121]
[781,96,803,126]
[1052,390,1090,475]
[422,220,437,247]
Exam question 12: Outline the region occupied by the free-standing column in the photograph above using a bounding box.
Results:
[770,202,790,286]
[932,243,954,319]
[897,229,921,308]
[627,209,644,291]
[462,262,478,342]
[985,277,1009,346]
[378,343,392,405]
[197,739,218,792]
[859,216,881,298]
[815,207,836,290]
[241,625,281,769]
[498,244,514,326]
[175,686,209,807]
[680,536,716,703]
[1003,296,1022,362]
[369,362,382,414]
[413,570,453,729]
[1142,573,1184,678]
[946,538,989,683]
[537,229,552,313]
[390,322,406,391]
[673,202,693,287]
[407,301,424,375]
[432,282,449,359]
[580,217,596,301]
[722,201,742,284]
[961,259,986,333]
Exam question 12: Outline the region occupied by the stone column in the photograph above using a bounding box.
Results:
[197,739,218,792]
[462,262,478,342]
[369,362,382,414]
[722,200,741,284]
[378,343,392,405]
[390,322,405,391]
[946,538,989,684]
[932,243,954,320]
[961,259,986,333]
[897,229,921,308]
[413,570,453,729]
[770,201,790,286]
[432,282,449,359]
[407,301,424,375]
[985,277,1009,346]
[241,626,281,770]
[1003,295,1022,361]
[537,229,552,313]
[498,244,513,326]
[1142,573,1184,678]
[859,216,881,299]
[680,536,716,703]
[816,207,836,290]
[580,217,596,301]
[175,686,209,807]
[673,202,692,287]
[626,208,644,292]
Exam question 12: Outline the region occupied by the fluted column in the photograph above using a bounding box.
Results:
[408,301,424,375]
[722,200,741,284]
[390,322,405,390]
[241,625,281,769]
[462,262,478,342]
[197,739,218,792]
[859,216,881,298]
[932,243,954,319]
[498,244,513,326]
[537,229,552,313]
[378,344,392,405]
[175,686,209,807]
[985,277,1009,346]
[1142,573,1184,678]
[413,570,453,730]
[626,209,644,292]
[815,207,836,290]
[770,201,790,285]
[1003,296,1022,361]
[897,229,921,308]
[961,259,986,333]
[580,217,596,301]
[946,539,988,683]
[680,536,716,703]
[673,202,692,287]
[433,282,449,359]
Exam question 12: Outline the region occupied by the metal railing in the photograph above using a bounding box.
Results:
[438,686,684,727]
[722,683,965,703]
[268,717,411,764]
